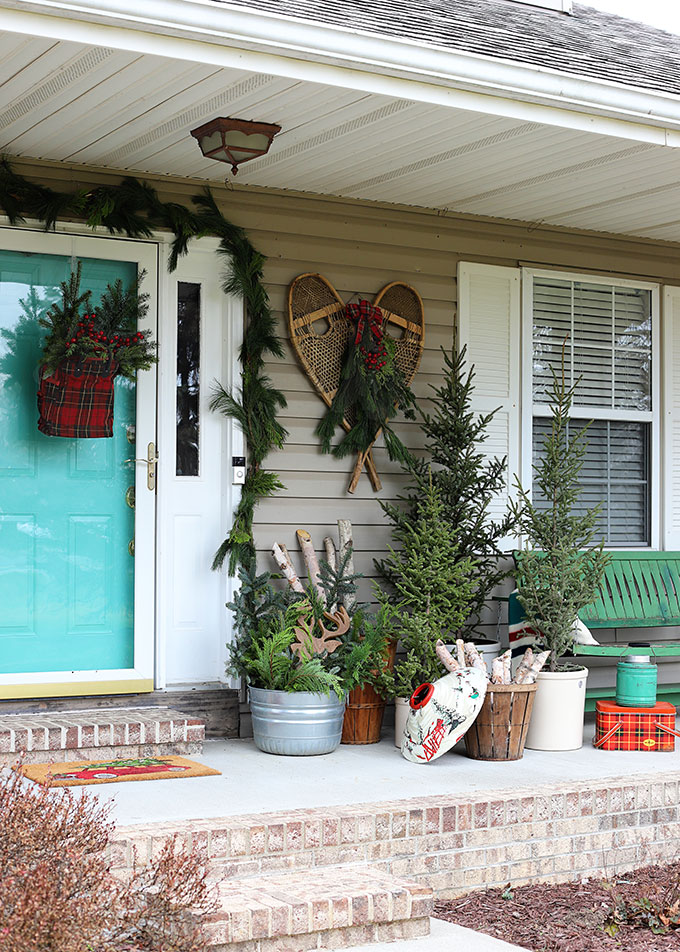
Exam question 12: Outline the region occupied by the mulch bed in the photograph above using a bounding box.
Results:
[434,862,680,951]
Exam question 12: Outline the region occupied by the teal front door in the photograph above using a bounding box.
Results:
[0,232,157,697]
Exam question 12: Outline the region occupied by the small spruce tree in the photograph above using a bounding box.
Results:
[511,361,609,671]
[379,477,478,698]
[377,346,517,638]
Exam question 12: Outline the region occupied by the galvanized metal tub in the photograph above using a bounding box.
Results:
[248,686,346,756]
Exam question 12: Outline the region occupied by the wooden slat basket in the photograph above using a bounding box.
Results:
[464,682,537,761]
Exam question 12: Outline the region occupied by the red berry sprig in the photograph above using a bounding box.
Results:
[67,311,145,357]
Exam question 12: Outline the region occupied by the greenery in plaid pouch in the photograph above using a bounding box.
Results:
[316,300,415,463]
[40,261,156,379]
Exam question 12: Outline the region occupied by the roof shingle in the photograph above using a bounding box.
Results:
[216,0,680,97]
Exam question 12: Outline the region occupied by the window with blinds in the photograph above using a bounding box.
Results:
[531,275,654,547]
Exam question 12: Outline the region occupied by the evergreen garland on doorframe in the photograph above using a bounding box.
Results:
[0,156,286,573]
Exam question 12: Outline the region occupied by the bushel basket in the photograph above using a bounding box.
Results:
[464,682,537,761]
[342,682,386,745]
[37,356,118,439]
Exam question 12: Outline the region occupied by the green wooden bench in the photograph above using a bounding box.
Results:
[513,551,680,710]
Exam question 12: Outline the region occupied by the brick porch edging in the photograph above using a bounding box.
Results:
[0,708,204,765]
[110,770,680,897]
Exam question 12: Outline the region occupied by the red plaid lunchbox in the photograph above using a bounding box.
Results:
[594,699,679,752]
[37,356,118,439]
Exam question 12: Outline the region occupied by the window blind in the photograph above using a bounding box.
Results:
[531,274,653,548]
[533,402,650,545]
[533,278,652,411]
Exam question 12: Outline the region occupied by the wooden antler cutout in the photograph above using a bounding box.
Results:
[290,606,351,659]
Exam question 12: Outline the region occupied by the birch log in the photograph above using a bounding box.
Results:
[337,519,356,611]
[500,649,512,685]
[456,639,466,669]
[521,650,550,684]
[436,640,460,673]
[323,537,337,572]
[323,537,338,611]
[271,542,304,593]
[491,656,509,685]
[296,529,324,597]
[464,642,488,674]
[513,647,534,684]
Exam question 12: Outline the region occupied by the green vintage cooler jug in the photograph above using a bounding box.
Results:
[616,654,658,708]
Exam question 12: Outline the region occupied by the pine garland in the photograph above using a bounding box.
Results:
[0,156,285,573]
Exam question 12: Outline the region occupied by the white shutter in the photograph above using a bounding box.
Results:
[663,286,680,550]
[457,263,521,550]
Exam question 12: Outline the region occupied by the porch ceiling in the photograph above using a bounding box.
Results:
[3,30,680,243]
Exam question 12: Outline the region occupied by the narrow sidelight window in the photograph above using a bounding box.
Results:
[176,282,200,476]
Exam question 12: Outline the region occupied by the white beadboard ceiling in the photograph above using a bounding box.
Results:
[2,31,680,243]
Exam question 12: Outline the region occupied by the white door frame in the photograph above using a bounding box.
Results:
[0,224,158,697]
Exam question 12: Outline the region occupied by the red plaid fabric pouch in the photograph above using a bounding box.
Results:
[37,356,119,439]
[594,699,679,751]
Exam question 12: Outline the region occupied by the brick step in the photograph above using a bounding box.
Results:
[111,799,455,883]
[205,865,432,951]
[0,707,205,765]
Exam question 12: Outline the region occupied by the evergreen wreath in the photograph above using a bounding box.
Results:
[41,261,155,379]
[315,299,415,464]
[0,156,286,573]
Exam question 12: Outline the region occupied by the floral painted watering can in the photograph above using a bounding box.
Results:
[401,668,487,763]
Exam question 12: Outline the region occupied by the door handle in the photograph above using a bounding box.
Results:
[124,442,158,491]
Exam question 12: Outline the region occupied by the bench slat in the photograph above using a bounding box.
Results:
[516,551,680,629]
[583,554,680,627]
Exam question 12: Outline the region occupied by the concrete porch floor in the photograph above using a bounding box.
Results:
[91,714,679,826]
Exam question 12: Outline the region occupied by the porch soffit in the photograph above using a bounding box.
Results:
[2,30,680,244]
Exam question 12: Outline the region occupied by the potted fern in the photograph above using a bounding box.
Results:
[228,561,391,755]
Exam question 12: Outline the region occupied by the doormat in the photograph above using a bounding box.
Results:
[19,755,221,787]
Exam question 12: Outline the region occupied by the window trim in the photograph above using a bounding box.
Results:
[521,267,661,551]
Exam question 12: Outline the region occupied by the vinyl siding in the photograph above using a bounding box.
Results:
[9,157,680,691]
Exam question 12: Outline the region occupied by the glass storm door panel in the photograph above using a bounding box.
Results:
[0,247,146,676]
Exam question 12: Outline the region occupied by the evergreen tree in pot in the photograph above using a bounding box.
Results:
[374,478,478,745]
[377,347,517,662]
[511,360,609,751]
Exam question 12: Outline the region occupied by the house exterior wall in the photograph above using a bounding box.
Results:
[10,158,680,694]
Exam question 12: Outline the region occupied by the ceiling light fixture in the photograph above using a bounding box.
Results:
[190,116,281,175]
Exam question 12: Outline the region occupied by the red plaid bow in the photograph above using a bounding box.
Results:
[345,300,383,344]
[345,300,387,371]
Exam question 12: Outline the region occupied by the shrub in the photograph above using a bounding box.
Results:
[0,765,215,952]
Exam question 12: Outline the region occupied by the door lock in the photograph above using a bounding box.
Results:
[124,442,158,490]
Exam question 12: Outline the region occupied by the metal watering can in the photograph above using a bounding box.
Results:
[401,668,488,764]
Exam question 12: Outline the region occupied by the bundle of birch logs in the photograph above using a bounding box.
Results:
[435,640,549,685]
[271,519,356,611]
